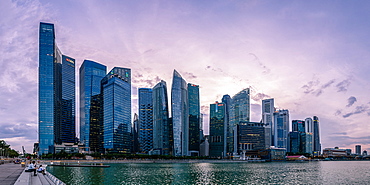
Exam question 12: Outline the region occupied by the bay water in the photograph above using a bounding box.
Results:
[47,161,370,184]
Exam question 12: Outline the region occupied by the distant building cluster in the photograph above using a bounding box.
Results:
[37,22,326,159]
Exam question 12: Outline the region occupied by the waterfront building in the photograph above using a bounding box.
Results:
[273,110,289,148]
[102,67,131,153]
[132,113,140,153]
[209,102,227,157]
[323,147,349,158]
[60,55,76,143]
[313,116,321,154]
[89,94,103,153]
[363,150,368,156]
[301,132,313,153]
[171,70,189,156]
[236,122,265,153]
[292,120,305,132]
[138,88,153,153]
[188,83,200,156]
[39,22,76,155]
[222,95,233,155]
[355,145,361,155]
[152,81,172,155]
[262,99,274,148]
[229,88,250,154]
[79,60,107,151]
[288,131,301,153]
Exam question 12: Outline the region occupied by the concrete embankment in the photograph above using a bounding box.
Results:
[42,159,261,164]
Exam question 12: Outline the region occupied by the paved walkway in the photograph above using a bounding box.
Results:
[0,162,24,185]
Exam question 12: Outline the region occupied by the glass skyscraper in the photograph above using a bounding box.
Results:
[171,70,189,156]
[221,95,233,155]
[39,22,75,155]
[79,60,106,151]
[188,83,200,155]
[262,98,274,148]
[229,88,250,154]
[153,80,172,155]
[273,109,289,148]
[138,88,153,153]
[60,55,75,143]
[313,116,321,154]
[209,102,226,157]
[102,67,131,153]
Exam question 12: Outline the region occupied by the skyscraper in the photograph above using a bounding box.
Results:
[79,60,107,151]
[188,83,200,155]
[39,22,59,155]
[262,99,274,148]
[60,55,76,143]
[39,22,75,155]
[209,102,226,157]
[132,113,139,153]
[313,116,321,154]
[290,120,312,153]
[138,88,153,153]
[152,80,172,155]
[171,70,189,156]
[355,145,361,155]
[273,109,289,148]
[229,88,250,154]
[102,67,131,153]
[222,95,233,155]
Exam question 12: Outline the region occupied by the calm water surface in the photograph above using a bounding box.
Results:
[47,161,370,184]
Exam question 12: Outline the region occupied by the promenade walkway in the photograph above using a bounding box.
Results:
[0,162,24,185]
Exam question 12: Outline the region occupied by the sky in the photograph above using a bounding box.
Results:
[1,0,370,154]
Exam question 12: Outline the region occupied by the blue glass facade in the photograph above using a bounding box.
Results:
[102,67,131,153]
[138,88,153,153]
[188,84,200,153]
[313,116,321,153]
[273,109,289,148]
[229,88,250,154]
[79,60,106,150]
[61,55,75,143]
[39,22,58,155]
[221,95,233,154]
[209,102,226,157]
[171,70,189,156]
[153,81,172,155]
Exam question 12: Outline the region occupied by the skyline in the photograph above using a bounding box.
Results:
[1,0,370,153]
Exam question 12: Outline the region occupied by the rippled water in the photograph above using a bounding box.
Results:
[47,161,370,184]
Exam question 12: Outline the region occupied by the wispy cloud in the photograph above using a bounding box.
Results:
[343,105,369,118]
[336,79,351,92]
[346,96,357,107]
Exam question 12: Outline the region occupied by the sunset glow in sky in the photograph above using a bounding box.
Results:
[1,0,370,153]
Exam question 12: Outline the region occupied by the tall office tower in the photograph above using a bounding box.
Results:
[60,55,76,143]
[209,102,227,157]
[292,120,305,132]
[355,145,361,155]
[138,88,153,153]
[39,22,75,155]
[222,95,233,154]
[236,122,265,152]
[39,22,60,155]
[291,120,312,153]
[79,60,107,151]
[273,109,289,148]
[188,84,200,155]
[229,88,250,154]
[304,118,313,133]
[102,67,131,153]
[262,99,274,148]
[288,132,301,153]
[171,70,189,156]
[132,113,139,153]
[153,81,171,155]
[313,116,321,154]
[89,94,103,153]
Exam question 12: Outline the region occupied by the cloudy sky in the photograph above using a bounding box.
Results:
[1,0,370,154]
